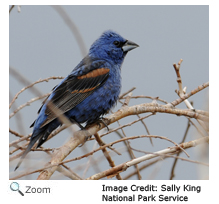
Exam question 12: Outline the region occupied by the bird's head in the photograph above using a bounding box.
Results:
[89,30,139,65]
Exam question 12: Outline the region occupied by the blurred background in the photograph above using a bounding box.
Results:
[9,5,209,180]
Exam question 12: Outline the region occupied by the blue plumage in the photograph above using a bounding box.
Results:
[15,30,138,170]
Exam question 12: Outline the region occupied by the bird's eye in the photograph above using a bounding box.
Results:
[113,41,120,47]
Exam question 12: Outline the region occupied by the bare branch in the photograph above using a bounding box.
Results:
[51,6,87,57]
[168,82,209,108]
[9,76,64,109]
[94,133,122,180]
[86,136,209,180]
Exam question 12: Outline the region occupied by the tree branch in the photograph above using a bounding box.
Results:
[86,136,209,180]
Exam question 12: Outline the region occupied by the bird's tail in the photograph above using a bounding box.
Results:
[14,119,60,171]
[14,126,51,171]
[14,135,40,171]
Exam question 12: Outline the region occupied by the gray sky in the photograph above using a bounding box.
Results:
[9,5,209,180]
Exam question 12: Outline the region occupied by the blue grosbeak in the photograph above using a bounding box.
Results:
[15,30,139,170]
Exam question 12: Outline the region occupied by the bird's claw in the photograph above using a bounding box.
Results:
[97,117,109,131]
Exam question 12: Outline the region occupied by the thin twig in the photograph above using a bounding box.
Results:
[173,59,194,109]
[9,76,64,109]
[137,113,153,145]
[9,5,14,13]
[9,66,44,97]
[120,95,169,104]
[94,133,122,180]
[86,136,209,180]
[9,93,50,118]
[172,62,209,134]
[116,120,142,180]
[61,135,190,168]
[9,133,31,148]
[170,118,191,179]
[131,147,208,167]
[51,5,87,57]
[90,113,157,140]
[119,87,136,98]
[123,157,163,180]
[168,82,209,108]
[9,128,26,138]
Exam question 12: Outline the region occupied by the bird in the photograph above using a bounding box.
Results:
[15,30,139,170]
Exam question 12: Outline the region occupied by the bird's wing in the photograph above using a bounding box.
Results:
[39,59,110,127]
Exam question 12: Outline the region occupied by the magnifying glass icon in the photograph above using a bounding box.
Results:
[10,182,24,196]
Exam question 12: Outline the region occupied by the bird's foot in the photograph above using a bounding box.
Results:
[96,117,109,131]
[85,117,109,130]
[69,117,85,130]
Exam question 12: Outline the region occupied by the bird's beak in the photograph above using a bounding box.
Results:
[122,40,139,52]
